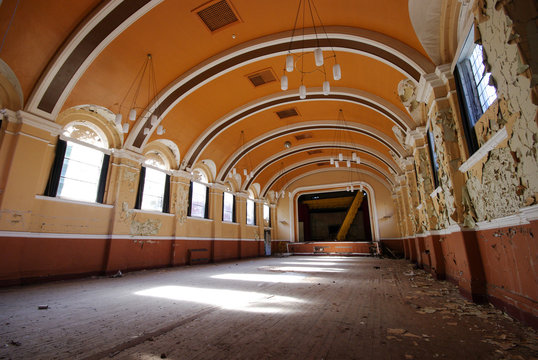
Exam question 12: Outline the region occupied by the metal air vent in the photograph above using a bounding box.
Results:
[196,0,239,32]
[276,108,299,119]
[247,68,276,87]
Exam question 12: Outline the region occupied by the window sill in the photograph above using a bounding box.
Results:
[132,209,174,216]
[222,221,239,225]
[187,216,213,222]
[246,224,257,227]
[429,186,442,199]
[459,127,507,173]
[35,195,113,208]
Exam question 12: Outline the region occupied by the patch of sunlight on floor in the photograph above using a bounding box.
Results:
[262,266,346,273]
[296,257,359,262]
[280,261,342,266]
[134,286,305,313]
[211,273,307,283]
[139,354,164,360]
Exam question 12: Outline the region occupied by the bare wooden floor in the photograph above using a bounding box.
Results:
[0,256,536,360]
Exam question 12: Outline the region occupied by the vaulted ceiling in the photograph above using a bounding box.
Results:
[0,0,439,196]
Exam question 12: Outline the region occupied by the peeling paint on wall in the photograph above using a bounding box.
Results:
[465,0,538,219]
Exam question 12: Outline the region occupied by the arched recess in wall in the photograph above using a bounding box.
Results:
[288,180,381,242]
[142,140,179,170]
[0,59,23,110]
[56,106,123,149]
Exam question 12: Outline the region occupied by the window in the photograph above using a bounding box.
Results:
[222,192,235,222]
[189,170,209,218]
[454,34,497,155]
[246,198,256,225]
[263,204,270,227]
[45,123,110,203]
[135,154,170,213]
[427,129,440,189]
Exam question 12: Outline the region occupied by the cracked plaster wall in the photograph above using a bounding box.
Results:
[465,0,538,222]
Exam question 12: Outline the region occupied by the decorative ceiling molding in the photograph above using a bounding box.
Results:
[182,89,409,170]
[26,0,164,120]
[267,166,393,197]
[255,156,394,196]
[216,122,403,181]
[221,140,399,187]
[126,26,434,149]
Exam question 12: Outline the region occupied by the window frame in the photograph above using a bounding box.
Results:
[246,198,256,226]
[188,180,209,219]
[454,32,497,156]
[426,129,440,189]
[222,191,236,223]
[45,135,110,204]
[135,165,170,213]
[263,203,271,228]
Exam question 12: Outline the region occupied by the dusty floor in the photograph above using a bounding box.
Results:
[0,256,536,360]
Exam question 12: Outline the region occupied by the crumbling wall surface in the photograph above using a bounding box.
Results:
[466,0,538,221]
[430,109,460,227]
[466,148,521,221]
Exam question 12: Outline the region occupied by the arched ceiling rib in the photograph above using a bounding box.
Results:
[245,149,395,192]
[261,163,393,196]
[126,27,434,150]
[182,88,412,170]
[216,124,402,183]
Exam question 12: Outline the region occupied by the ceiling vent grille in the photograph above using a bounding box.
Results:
[196,0,239,32]
[247,68,276,87]
[276,108,299,119]
[295,133,313,141]
[307,149,322,155]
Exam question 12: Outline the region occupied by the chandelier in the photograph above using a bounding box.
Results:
[329,109,361,192]
[115,54,165,136]
[280,0,341,99]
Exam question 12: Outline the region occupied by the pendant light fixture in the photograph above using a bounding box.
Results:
[281,0,341,98]
[115,54,165,136]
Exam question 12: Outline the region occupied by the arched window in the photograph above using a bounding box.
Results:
[246,192,256,226]
[189,169,209,218]
[45,122,110,203]
[135,152,170,213]
[263,203,271,228]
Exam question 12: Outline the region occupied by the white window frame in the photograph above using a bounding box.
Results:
[222,191,235,222]
[246,198,255,225]
[140,166,168,212]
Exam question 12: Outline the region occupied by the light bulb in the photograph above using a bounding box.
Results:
[122,123,129,133]
[150,114,158,126]
[129,108,136,121]
[281,74,288,91]
[250,171,254,178]
[335,161,339,168]
[352,152,357,160]
[356,157,361,164]
[330,158,334,165]
[333,63,341,80]
[338,153,343,161]
[351,185,354,191]
[299,85,306,99]
[286,54,294,72]
[115,113,122,126]
[347,160,351,167]
[314,48,323,66]
[323,80,330,96]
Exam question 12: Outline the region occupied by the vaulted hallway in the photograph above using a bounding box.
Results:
[1,256,535,360]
